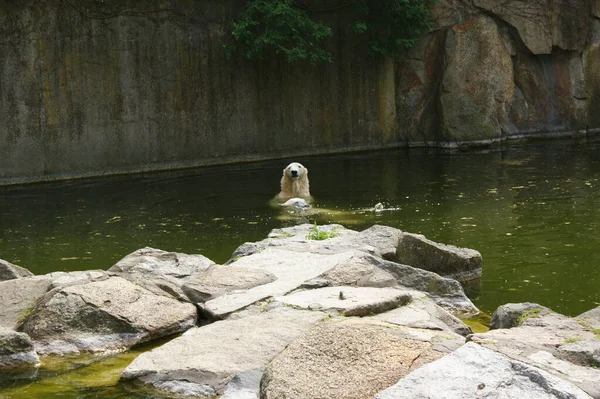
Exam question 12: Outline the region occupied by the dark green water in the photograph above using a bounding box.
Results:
[1,139,600,397]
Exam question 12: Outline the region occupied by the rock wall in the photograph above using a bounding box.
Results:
[0,0,598,184]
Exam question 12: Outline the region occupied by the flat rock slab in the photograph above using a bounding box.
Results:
[261,318,444,399]
[0,259,33,281]
[182,265,276,303]
[19,276,197,355]
[204,250,357,318]
[276,286,412,317]
[0,276,53,329]
[0,327,39,371]
[121,309,325,397]
[374,342,592,399]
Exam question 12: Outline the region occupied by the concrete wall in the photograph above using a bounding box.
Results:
[1,0,599,184]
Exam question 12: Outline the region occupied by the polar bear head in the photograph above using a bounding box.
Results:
[277,162,311,201]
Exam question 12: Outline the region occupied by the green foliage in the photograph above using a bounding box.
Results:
[230,0,332,63]
[229,0,436,63]
[306,223,339,240]
[350,0,437,58]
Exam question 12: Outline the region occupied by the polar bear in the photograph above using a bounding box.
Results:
[275,162,312,203]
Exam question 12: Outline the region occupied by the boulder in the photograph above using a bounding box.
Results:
[0,276,53,329]
[46,270,109,289]
[108,247,215,300]
[261,318,445,399]
[276,286,412,317]
[396,232,482,282]
[489,302,552,329]
[369,292,473,336]
[18,276,197,355]
[0,327,39,372]
[120,309,325,397]
[203,250,359,319]
[229,224,483,284]
[0,259,33,281]
[182,265,276,303]
[374,342,592,399]
[577,305,600,330]
[470,303,600,397]
[213,249,478,319]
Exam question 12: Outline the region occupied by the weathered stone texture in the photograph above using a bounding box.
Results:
[1,0,599,183]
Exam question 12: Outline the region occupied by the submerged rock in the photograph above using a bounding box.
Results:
[0,259,33,281]
[374,342,592,399]
[18,276,196,355]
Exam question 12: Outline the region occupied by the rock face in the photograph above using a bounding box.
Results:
[0,259,33,281]
[1,0,599,183]
[374,342,592,399]
[18,276,197,354]
[261,319,445,399]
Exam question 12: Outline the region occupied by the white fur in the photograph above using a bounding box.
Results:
[276,162,311,201]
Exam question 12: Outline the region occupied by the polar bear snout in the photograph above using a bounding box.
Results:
[286,163,305,179]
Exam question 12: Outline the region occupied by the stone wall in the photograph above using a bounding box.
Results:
[1,0,598,184]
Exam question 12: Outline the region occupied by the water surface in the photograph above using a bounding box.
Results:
[1,139,600,397]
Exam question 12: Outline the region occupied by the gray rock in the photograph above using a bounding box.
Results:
[396,232,482,282]
[0,259,33,281]
[46,270,109,289]
[490,302,552,329]
[276,286,412,317]
[120,309,324,397]
[0,327,39,371]
[577,306,600,330]
[303,253,399,289]
[215,249,478,319]
[221,369,262,399]
[525,350,600,399]
[471,304,600,397]
[108,247,215,299]
[374,342,592,399]
[370,255,479,317]
[18,276,197,355]
[203,250,359,319]
[261,318,444,399]
[0,276,53,329]
[227,224,404,263]
[370,293,473,336]
[182,265,276,303]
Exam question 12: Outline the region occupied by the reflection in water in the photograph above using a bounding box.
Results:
[1,139,600,398]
